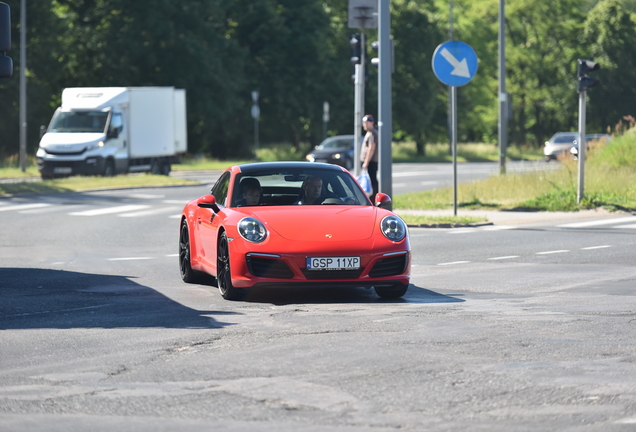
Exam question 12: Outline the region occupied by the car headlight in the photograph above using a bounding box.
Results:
[332,153,342,160]
[380,215,406,242]
[238,217,267,243]
[306,154,316,162]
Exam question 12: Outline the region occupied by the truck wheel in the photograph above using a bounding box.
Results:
[160,161,171,176]
[103,160,115,177]
[150,159,160,175]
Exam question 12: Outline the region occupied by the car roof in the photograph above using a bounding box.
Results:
[236,161,345,174]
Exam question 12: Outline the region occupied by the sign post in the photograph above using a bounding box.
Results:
[432,40,478,216]
[251,91,260,151]
[322,101,329,141]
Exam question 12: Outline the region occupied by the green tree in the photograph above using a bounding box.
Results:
[584,0,636,132]
[391,0,445,155]
[0,0,66,158]
[504,0,586,145]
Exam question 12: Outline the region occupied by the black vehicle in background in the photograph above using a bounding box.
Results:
[305,135,357,171]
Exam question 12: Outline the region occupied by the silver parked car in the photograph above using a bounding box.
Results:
[544,132,579,161]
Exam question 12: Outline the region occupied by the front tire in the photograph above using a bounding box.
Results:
[179,220,199,283]
[103,159,115,177]
[217,232,243,300]
[374,283,408,299]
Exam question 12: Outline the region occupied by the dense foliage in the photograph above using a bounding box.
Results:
[1,0,634,159]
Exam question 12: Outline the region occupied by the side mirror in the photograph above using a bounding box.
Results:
[197,194,220,213]
[107,128,119,139]
[374,192,392,210]
[40,125,47,138]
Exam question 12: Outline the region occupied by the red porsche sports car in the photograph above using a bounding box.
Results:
[179,162,410,300]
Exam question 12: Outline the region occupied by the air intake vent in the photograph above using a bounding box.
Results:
[247,256,294,279]
[369,254,407,277]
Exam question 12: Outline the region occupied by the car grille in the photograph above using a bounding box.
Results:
[369,254,408,277]
[300,269,364,279]
[246,256,294,279]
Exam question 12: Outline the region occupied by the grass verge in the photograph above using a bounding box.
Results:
[0,174,199,195]
[398,214,488,227]
[394,134,636,212]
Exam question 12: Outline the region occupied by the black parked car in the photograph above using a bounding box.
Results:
[305,135,357,170]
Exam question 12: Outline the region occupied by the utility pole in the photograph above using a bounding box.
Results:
[19,0,26,172]
[498,0,507,175]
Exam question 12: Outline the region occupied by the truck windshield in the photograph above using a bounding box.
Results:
[49,111,109,133]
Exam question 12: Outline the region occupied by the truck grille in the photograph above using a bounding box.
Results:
[44,147,87,156]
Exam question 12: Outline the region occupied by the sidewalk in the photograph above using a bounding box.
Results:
[394,208,634,226]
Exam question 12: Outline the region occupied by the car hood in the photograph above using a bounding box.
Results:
[245,206,379,241]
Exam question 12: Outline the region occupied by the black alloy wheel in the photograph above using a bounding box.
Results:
[217,232,243,300]
[179,220,198,283]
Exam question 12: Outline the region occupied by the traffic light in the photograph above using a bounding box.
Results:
[0,2,12,79]
[350,34,362,65]
[577,59,600,93]
[370,40,379,66]
[350,34,363,84]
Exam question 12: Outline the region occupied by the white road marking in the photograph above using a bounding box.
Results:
[614,224,636,229]
[483,225,517,231]
[166,254,179,257]
[0,203,52,212]
[69,205,150,216]
[438,261,471,266]
[169,214,182,219]
[581,245,612,250]
[447,228,477,234]
[118,206,181,217]
[125,194,165,199]
[558,216,636,228]
[536,250,569,255]
[108,257,155,261]
[488,256,520,260]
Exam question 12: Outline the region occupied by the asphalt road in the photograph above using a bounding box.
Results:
[1,180,636,431]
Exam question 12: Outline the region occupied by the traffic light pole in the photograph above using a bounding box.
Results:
[577,90,586,204]
[353,63,363,178]
[378,0,393,207]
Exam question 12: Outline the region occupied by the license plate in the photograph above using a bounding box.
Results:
[306,256,360,270]
[53,167,72,174]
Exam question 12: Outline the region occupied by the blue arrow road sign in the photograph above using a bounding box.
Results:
[432,41,478,87]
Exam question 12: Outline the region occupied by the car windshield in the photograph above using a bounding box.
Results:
[315,137,353,150]
[49,110,109,133]
[231,167,370,207]
[553,135,577,144]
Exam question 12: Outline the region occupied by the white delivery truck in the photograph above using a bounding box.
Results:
[36,87,187,179]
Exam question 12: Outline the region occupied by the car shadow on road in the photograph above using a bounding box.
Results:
[0,268,235,330]
[241,284,465,306]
